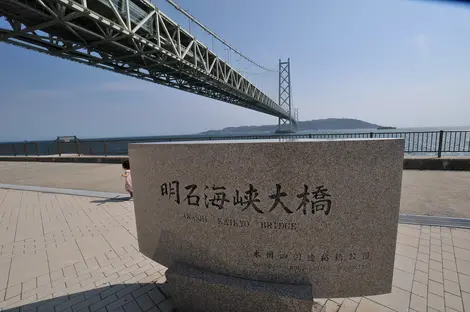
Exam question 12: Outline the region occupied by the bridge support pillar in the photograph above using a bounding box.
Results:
[277,58,297,133]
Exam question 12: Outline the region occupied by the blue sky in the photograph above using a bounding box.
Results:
[2,0,470,141]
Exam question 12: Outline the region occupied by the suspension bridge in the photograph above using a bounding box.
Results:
[0,0,298,131]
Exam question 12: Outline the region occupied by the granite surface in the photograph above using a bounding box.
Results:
[166,263,318,312]
[129,139,404,298]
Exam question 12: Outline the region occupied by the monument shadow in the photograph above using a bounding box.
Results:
[0,282,173,312]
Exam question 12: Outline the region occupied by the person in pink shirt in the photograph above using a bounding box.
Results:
[121,160,133,198]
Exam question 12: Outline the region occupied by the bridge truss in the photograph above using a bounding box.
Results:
[0,0,295,121]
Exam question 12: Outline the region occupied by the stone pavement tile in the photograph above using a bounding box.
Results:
[396,243,418,259]
[462,292,470,312]
[417,252,429,264]
[8,251,49,287]
[157,298,174,312]
[397,232,419,248]
[337,298,359,311]
[427,292,445,311]
[454,247,470,262]
[394,254,416,274]
[4,294,37,310]
[411,280,427,298]
[101,228,137,253]
[393,268,413,291]
[445,292,464,312]
[430,252,442,263]
[419,240,430,249]
[90,293,119,312]
[452,238,470,251]
[443,251,454,261]
[443,259,457,272]
[444,268,459,283]
[0,288,5,303]
[105,293,135,311]
[76,235,113,260]
[147,288,165,306]
[418,244,429,255]
[0,256,11,290]
[0,293,21,309]
[366,286,410,312]
[452,229,470,241]
[459,273,470,293]
[430,260,443,272]
[123,299,143,312]
[409,293,426,312]
[5,284,21,300]
[47,243,84,271]
[414,270,429,285]
[319,300,340,311]
[431,243,442,253]
[356,298,394,312]
[415,260,428,273]
[442,244,454,254]
[14,192,44,242]
[431,238,442,247]
[37,274,50,287]
[456,258,470,275]
[444,278,461,296]
[429,269,444,283]
[134,293,156,311]
[21,279,37,294]
[399,225,421,238]
[63,265,78,278]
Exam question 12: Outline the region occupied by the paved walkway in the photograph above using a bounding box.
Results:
[1,162,470,218]
[0,188,469,312]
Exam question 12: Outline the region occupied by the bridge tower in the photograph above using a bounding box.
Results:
[277,58,297,133]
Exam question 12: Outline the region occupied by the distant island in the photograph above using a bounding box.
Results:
[199,118,393,135]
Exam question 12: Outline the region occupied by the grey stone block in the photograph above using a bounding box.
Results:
[129,138,404,300]
[165,263,314,312]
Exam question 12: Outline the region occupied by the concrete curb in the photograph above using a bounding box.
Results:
[0,156,128,164]
[0,183,128,199]
[1,184,470,228]
[403,157,470,171]
[399,214,470,229]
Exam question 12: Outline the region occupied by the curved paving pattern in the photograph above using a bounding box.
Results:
[0,188,470,312]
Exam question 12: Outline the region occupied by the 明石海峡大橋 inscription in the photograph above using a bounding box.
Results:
[160,181,332,215]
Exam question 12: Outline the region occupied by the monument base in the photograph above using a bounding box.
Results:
[165,263,318,312]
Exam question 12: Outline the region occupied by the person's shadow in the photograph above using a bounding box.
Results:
[1,282,175,312]
[90,196,132,205]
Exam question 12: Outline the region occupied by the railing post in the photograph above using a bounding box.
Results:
[104,142,107,157]
[437,130,444,158]
[369,132,374,138]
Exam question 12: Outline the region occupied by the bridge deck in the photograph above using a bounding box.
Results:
[0,0,292,120]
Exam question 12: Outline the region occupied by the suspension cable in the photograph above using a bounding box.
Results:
[162,0,278,72]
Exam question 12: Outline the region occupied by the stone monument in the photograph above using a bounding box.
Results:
[128,138,404,312]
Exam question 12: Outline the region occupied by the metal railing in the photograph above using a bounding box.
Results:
[0,130,469,158]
